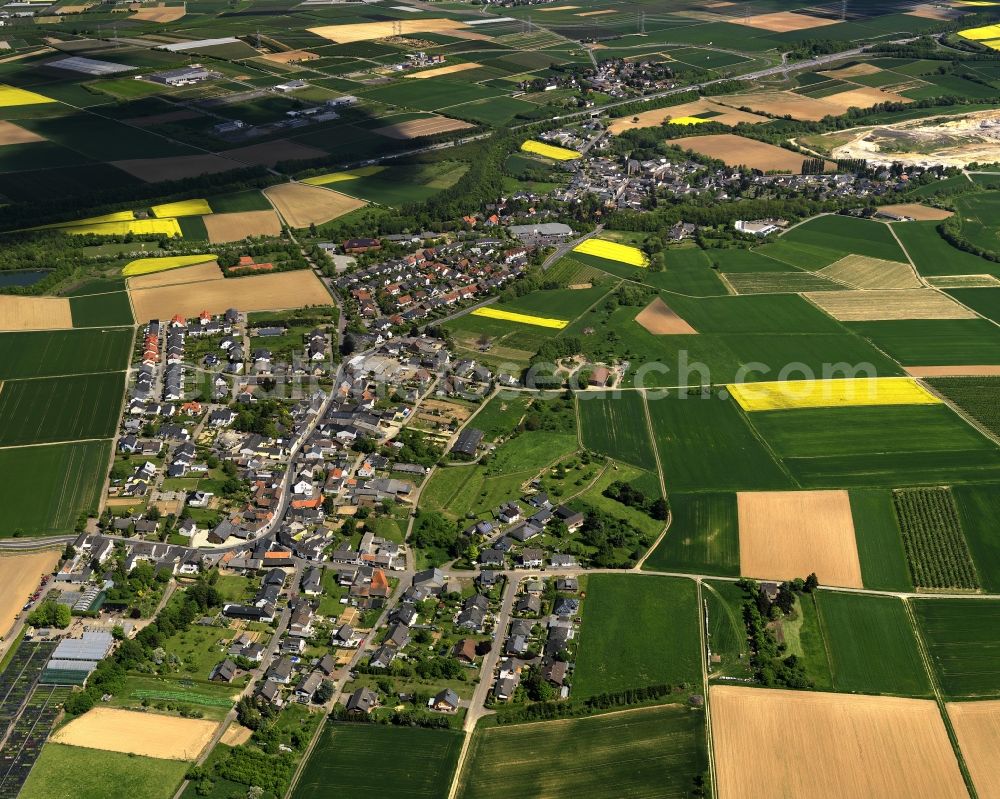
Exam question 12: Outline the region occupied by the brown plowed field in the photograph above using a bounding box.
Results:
[634,297,697,334]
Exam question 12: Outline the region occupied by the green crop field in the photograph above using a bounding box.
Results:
[19,744,187,799]
[954,191,1000,254]
[913,598,1000,698]
[292,724,462,799]
[947,287,1000,324]
[927,377,1000,439]
[850,489,912,592]
[0,329,132,380]
[892,221,998,277]
[893,487,979,591]
[777,215,906,262]
[646,394,792,492]
[457,705,707,799]
[642,492,739,575]
[666,294,846,335]
[815,591,931,697]
[0,441,109,536]
[69,291,134,327]
[577,392,657,471]
[953,484,1000,593]
[719,332,904,381]
[850,319,1000,366]
[573,574,702,698]
[0,372,125,446]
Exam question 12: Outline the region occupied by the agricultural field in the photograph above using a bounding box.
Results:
[0,296,73,331]
[928,376,1000,438]
[0,372,124,446]
[457,705,708,799]
[913,598,1000,698]
[778,215,907,263]
[0,328,131,379]
[572,574,702,698]
[51,708,218,760]
[728,377,940,412]
[573,238,648,267]
[642,492,739,576]
[851,319,1000,366]
[292,724,462,799]
[19,744,187,799]
[953,485,1000,593]
[0,550,61,637]
[850,489,913,592]
[671,133,832,172]
[68,291,134,327]
[947,700,1000,799]
[122,254,215,277]
[710,686,968,799]
[703,580,753,680]
[576,392,657,471]
[893,487,979,591]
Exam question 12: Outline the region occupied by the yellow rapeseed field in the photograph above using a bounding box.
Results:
[0,84,55,107]
[471,307,568,329]
[958,23,1000,39]
[150,199,212,218]
[728,377,942,412]
[668,116,708,125]
[573,238,650,267]
[122,254,216,277]
[66,218,182,237]
[521,140,581,161]
[302,166,385,186]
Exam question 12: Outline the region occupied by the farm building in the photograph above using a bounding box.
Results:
[147,65,220,86]
[451,428,484,458]
[41,631,114,685]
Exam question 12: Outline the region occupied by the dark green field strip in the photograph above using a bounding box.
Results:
[292,724,462,799]
[953,485,1000,594]
[573,574,702,698]
[815,591,931,697]
[927,377,1000,439]
[0,440,109,536]
[0,372,124,446]
[666,293,847,335]
[69,291,134,328]
[64,278,126,297]
[780,449,1000,489]
[0,329,132,380]
[501,283,611,322]
[946,287,1000,325]
[913,598,1000,699]
[850,488,912,592]
[577,392,657,471]
[850,320,1000,366]
[779,215,907,263]
[642,492,739,576]
[647,395,793,492]
[458,705,707,799]
[719,333,905,381]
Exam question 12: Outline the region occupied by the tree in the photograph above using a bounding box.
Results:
[804,572,819,592]
[27,600,71,629]
[314,680,334,704]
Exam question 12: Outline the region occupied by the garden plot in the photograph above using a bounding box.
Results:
[806,289,976,321]
[711,686,968,799]
[737,490,863,588]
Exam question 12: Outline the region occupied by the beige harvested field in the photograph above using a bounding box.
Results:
[55,3,94,12]
[731,10,838,31]
[264,182,365,228]
[947,700,1000,799]
[225,139,327,167]
[670,133,834,172]
[608,99,766,135]
[130,270,332,320]
[907,3,961,20]
[0,120,44,145]
[52,708,217,760]
[373,115,474,139]
[737,490,862,588]
[818,254,921,289]
[806,288,976,321]
[0,550,60,638]
[906,365,1000,377]
[711,686,968,799]
[219,723,254,747]
[204,210,282,243]
[819,62,882,78]
[128,261,222,290]
[577,9,615,15]
[0,296,72,331]
[634,297,697,334]
[132,4,185,22]
[124,109,201,127]
[112,154,240,182]
[714,87,911,122]
[926,274,1000,288]
[405,61,480,79]
[537,4,578,9]
[879,202,954,221]
[308,18,469,43]
[260,49,318,64]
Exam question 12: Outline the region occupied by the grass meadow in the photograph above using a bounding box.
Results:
[293,724,462,799]
[458,705,707,799]
[573,574,702,698]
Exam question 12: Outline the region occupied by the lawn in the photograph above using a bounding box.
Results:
[0,441,109,536]
[0,328,132,379]
[457,705,708,799]
[913,598,1000,698]
[815,591,931,697]
[573,574,702,698]
[0,372,125,446]
[642,492,739,576]
[778,215,907,262]
[69,291,134,327]
[646,394,792,492]
[19,743,187,799]
[849,488,912,592]
[292,723,462,799]
[577,392,657,471]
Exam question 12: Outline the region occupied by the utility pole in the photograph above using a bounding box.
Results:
[638,10,645,34]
